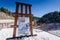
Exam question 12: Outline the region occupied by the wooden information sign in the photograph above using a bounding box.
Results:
[13,2,33,37]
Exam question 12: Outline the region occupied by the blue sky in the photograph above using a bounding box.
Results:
[0,0,60,17]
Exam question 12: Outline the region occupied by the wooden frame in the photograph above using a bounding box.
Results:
[13,2,33,37]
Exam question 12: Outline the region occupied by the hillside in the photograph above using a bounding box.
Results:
[0,7,13,17]
[37,11,60,24]
[35,11,60,37]
[0,12,14,19]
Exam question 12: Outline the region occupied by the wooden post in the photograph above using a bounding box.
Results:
[13,3,19,37]
[29,6,33,36]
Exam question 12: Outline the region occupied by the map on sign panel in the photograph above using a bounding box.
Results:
[18,17,30,36]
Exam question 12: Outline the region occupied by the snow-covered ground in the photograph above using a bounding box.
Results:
[0,28,18,40]
[48,30,60,37]
[0,28,60,40]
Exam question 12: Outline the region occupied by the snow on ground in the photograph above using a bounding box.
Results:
[0,28,60,40]
[48,30,60,37]
[0,28,18,40]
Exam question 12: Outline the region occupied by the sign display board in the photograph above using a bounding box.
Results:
[18,17,30,36]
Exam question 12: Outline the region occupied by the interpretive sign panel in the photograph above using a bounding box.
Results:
[18,17,30,36]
